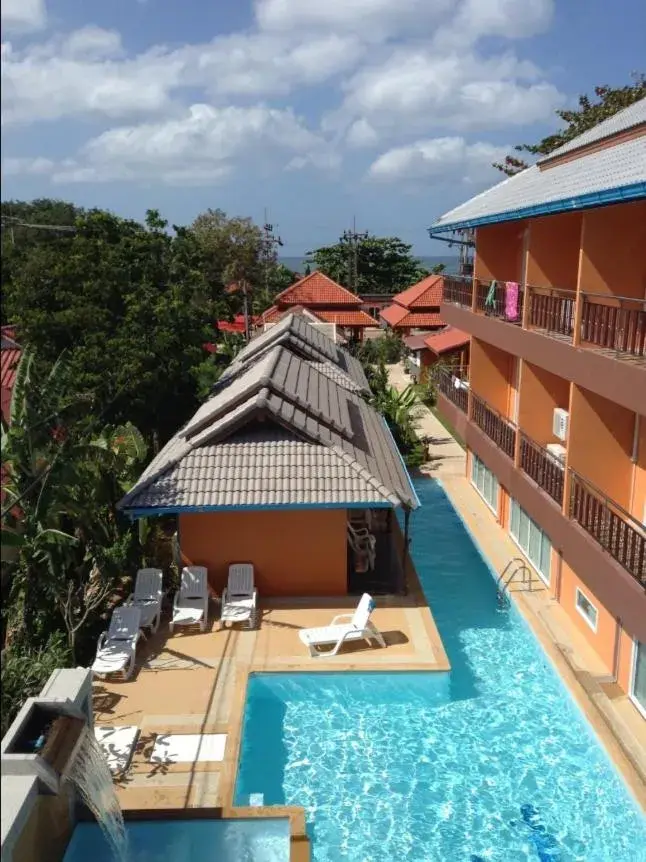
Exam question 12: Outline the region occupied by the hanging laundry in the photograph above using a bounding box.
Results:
[484,279,497,311]
[505,281,519,321]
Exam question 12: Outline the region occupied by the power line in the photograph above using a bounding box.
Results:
[341,218,368,293]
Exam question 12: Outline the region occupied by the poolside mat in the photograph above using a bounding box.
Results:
[149,733,227,764]
[94,725,140,774]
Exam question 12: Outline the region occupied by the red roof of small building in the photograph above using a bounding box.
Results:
[390,274,444,309]
[275,271,362,306]
[424,327,470,355]
[1,326,21,423]
[380,308,444,329]
[216,314,259,333]
[403,334,429,352]
[260,305,377,327]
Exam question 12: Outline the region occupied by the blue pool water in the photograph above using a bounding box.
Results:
[235,480,646,861]
[63,818,290,861]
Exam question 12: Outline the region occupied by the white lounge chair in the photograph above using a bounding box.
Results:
[170,566,209,633]
[92,606,142,680]
[298,593,386,658]
[125,568,163,633]
[221,563,258,629]
[348,523,376,570]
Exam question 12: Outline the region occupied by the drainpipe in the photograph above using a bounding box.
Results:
[629,414,639,514]
[613,617,623,685]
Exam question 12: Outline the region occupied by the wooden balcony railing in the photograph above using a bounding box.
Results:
[527,286,576,340]
[443,275,473,308]
[471,393,516,459]
[475,280,524,323]
[437,367,469,413]
[519,433,565,506]
[569,472,646,588]
[580,294,646,358]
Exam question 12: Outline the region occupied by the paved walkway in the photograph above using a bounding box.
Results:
[386,363,465,477]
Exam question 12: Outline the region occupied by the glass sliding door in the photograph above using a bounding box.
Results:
[631,640,646,719]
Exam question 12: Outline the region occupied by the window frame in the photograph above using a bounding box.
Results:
[574,587,598,633]
[470,454,499,515]
[630,639,646,720]
[509,499,552,586]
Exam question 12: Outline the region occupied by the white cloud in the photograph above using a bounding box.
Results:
[3,156,55,176]
[256,0,452,39]
[1,0,46,32]
[368,137,510,183]
[8,104,335,186]
[438,0,554,47]
[328,49,563,144]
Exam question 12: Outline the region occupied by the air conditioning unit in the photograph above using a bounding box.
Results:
[546,443,567,464]
[553,408,569,442]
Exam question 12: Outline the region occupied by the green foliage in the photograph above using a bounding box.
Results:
[1,632,72,737]
[1,349,146,661]
[494,75,646,176]
[364,361,426,467]
[192,332,245,402]
[351,332,405,365]
[306,235,429,294]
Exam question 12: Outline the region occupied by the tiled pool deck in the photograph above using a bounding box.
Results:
[92,576,448,825]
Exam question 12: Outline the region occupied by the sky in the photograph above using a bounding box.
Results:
[2,0,644,255]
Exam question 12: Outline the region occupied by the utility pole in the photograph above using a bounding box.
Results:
[341,218,368,293]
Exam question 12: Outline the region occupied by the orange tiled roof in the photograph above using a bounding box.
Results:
[311,309,378,327]
[424,327,470,355]
[1,326,21,423]
[275,271,362,306]
[380,306,444,329]
[391,274,444,309]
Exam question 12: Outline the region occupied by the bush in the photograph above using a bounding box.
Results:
[1,633,72,737]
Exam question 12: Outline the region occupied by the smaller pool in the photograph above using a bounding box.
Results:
[63,817,290,862]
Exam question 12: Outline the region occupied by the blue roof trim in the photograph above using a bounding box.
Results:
[125,501,394,519]
[430,181,646,234]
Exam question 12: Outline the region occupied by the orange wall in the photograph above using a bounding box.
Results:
[559,560,617,674]
[567,386,635,509]
[580,201,646,299]
[179,509,348,596]
[526,212,582,290]
[518,362,571,444]
[474,222,526,283]
[630,415,645,522]
[470,338,513,415]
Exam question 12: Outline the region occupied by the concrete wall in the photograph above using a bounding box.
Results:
[580,201,646,300]
[474,222,526,283]
[559,560,617,674]
[179,509,348,596]
[630,416,646,523]
[567,386,635,510]
[11,793,74,862]
[526,212,582,290]
[517,362,571,445]
[469,338,513,416]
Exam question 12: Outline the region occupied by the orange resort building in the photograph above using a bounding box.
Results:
[119,313,419,597]
[431,98,646,719]
[258,271,378,342]
[404,327,470,384]
[379,274,446,335]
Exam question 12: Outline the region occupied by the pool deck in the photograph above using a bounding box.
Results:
[387,362,646,811]
[92,574,449,837]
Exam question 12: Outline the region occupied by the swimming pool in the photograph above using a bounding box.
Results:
[63,817,290,861]
[235,480,646,861]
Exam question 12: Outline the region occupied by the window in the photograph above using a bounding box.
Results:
[575,588,598,631]
[631,640,646,719]
[509,499,552,584]
[471,454,499,513]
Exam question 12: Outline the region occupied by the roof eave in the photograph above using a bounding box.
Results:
[121,500,397,518]
[430,181,646,234]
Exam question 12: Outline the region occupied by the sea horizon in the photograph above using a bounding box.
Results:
[279,255,460,274]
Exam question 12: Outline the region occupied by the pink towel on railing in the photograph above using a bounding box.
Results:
[505,281,519,321]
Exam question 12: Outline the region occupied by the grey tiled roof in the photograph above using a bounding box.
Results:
[119,330,418,512]
[432,136,646,232]
[539,97,646,160]
[228,313,369,392]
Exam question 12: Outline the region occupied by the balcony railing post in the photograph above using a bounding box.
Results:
[572,292,584,348]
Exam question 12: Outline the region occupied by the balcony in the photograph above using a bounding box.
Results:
[519,433,565,507]
[443,275,473,308]
[475,279,525,323]
[471,392,516,460]
[437,366,469,412]
[434,367,645,591]
[527,286,576,341]
[580,294,645,359]
[570,473,646,587]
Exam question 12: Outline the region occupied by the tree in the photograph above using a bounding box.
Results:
[4,208,226,445]
[494,75,646,176]
[307,235,429,294]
